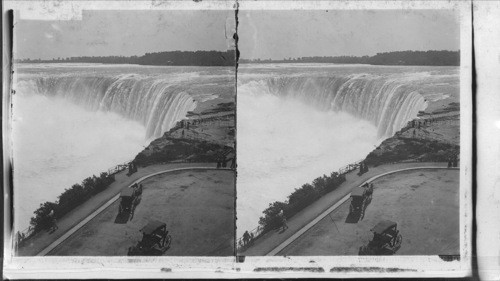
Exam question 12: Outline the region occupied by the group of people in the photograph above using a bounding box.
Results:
[127,162,138,176]
[216,156,228,169]
[410,117,437,129]
[179,120,191,129]
[448,156,459,168]
[399,117,436,137]
[216,151,236,169]
[242,230,255,247]
[358,161,369,176]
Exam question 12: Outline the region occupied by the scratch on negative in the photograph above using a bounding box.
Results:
[254,267,325,273]
[330,267,418,273]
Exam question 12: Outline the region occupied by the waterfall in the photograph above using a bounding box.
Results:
[241,74,428,138]
[18,74,197,139]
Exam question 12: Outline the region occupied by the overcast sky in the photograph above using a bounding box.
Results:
[239,9,460,60]
[15,9,459,60]
[15,10,235,60]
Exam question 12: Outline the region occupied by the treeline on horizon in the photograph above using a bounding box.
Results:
[17,50,458,67]
[16,50,236,66]
[241,50,460,66]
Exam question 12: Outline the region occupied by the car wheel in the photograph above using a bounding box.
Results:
[394,234,402,251]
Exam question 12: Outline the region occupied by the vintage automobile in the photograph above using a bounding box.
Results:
[349,186,366,214]
[349,183,373,216]
[118,184,142,216]
[359,220,403,255]
[128,220,172,256]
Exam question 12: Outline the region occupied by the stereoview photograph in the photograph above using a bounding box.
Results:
[236,9,462,257]
[2,1,477,278]
[11,9,236,256]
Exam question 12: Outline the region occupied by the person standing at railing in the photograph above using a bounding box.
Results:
[17,231,25,244]
[243,231,250,246]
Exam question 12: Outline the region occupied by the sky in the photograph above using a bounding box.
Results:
[15,9,459,60]
[239,9,460,60]
[15,10,235,60]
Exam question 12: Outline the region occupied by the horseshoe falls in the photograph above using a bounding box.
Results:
[259,75,427,138]
[17,67,200,140]
[237,64,459,235]
[12,63,232,231]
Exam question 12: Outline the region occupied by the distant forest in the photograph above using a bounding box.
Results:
[17,50,458,66]
[16,50,236,66]
[240,50,460,66]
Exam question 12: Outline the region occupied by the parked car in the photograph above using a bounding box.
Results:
[359,220,402,255]
[128,220,172,256]
[350,183,372,213]
[118,184,141,217]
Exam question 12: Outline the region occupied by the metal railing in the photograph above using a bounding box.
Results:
[15,226,35,246]
[237,225,264,252]
[107,160,132,175]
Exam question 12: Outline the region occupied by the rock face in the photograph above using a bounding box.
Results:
[134,102,235,166]
[365,109,460,166]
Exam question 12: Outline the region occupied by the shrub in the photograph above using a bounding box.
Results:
[29,202,57,233]
[257,170,347,233]
[28,172,115,234]
[258,201,287,232]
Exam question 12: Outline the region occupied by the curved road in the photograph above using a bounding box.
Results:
[266,166,459,256]
[35,164,456,256]
[37,166,233,256]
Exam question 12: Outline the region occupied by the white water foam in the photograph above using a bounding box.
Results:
[237,85,379,236]
[18,72,197,139]
[12,94,146,231]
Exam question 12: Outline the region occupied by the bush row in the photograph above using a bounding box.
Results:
[258,171,346,233]
[29,172,115,234]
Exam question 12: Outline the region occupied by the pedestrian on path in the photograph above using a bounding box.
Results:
[49,209,58,233]
[279,210,288,231]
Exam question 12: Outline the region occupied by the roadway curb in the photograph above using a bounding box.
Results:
[37,167,233,256]
[266,166,458,256]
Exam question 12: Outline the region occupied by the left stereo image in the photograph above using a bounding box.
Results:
[10,9,236,256]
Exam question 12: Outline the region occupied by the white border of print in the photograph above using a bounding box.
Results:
[2,0,473,279]
[475,2,500,280]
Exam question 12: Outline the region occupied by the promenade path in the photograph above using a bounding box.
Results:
[279,168,459,256]
[47,168,234,256]
[17,162,216,256]
[239,162,450,256]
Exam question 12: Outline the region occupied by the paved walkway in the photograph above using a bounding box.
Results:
[40,167,233,256]
[239,162,450,256]
[17,162,217,256]
[271,166,458,256]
